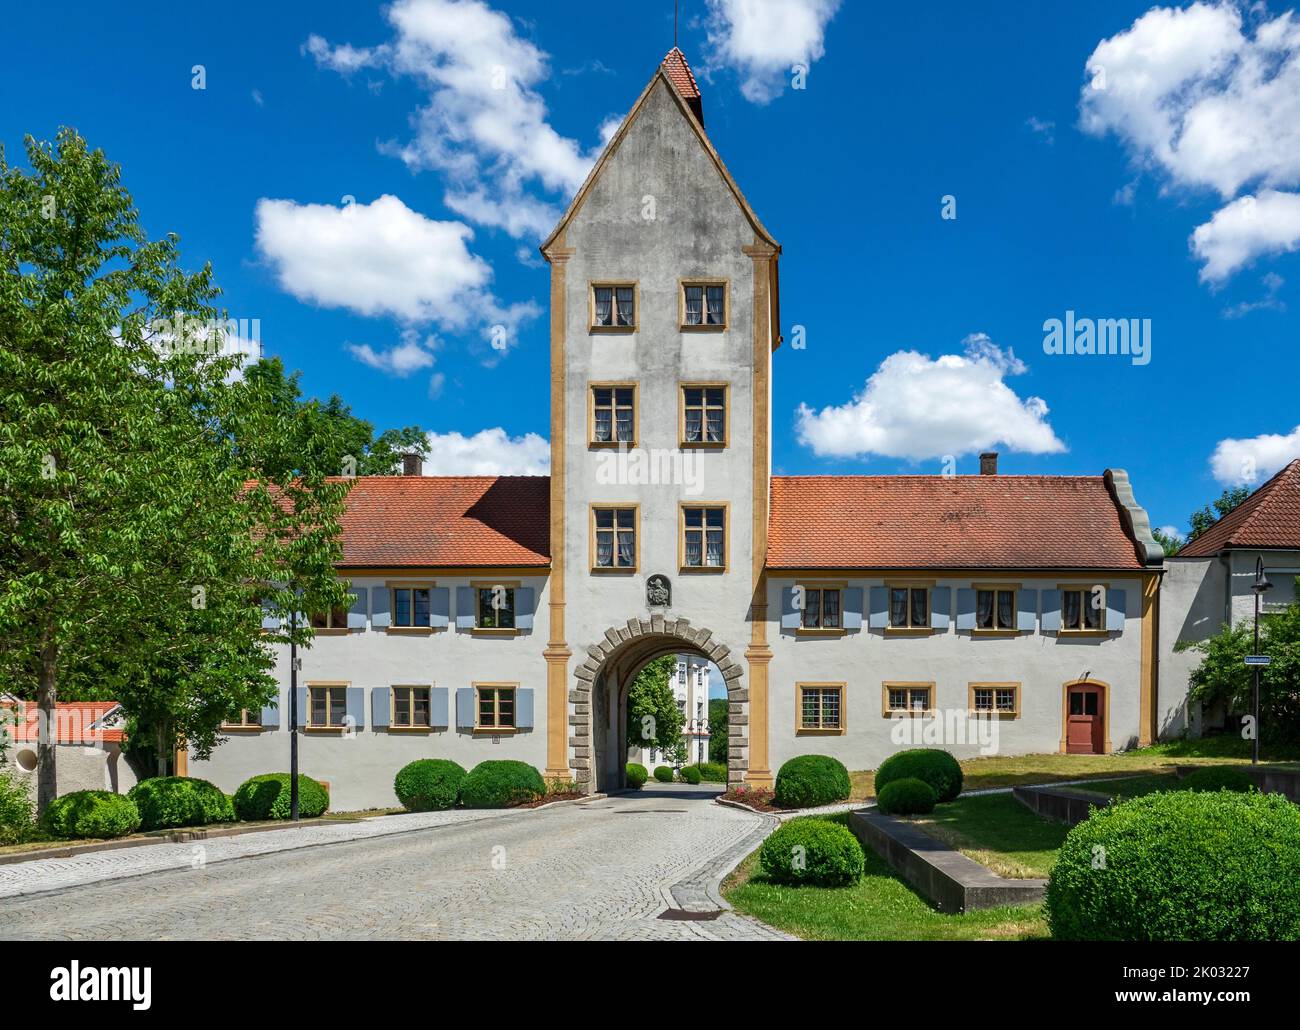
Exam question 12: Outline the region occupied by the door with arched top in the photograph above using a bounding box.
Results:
[1066,683,1104,754]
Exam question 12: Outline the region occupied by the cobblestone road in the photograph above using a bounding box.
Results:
[0,789,792,941]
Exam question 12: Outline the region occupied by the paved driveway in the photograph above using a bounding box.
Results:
[0,787,792,941]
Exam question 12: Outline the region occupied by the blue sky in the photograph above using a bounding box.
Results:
[5,0,1300,540]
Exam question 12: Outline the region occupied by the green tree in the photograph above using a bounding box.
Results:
[625,655,683,752]
[1151,526,1183,557]
[708,697,729,763]
[0,129,348,809]
[1187,486,1250,542]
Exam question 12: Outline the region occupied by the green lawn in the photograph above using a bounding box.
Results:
[910,794,1068,878]
[722,814,1046,941]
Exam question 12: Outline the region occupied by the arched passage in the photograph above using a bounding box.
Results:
[571,616,746,793]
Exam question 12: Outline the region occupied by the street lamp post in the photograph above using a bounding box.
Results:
[1251,557,1272,766]
[289,607,300,821]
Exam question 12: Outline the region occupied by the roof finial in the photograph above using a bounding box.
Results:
[674,0,679,48]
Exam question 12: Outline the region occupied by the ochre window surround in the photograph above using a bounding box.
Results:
[679,382,729,448]
[679,503,729,572]
[882,681,934,717]
[798,582,846,634]
[589,281,637,332]
[590,504,640,572]
[588,382,638,448]
[390,685,432,730]
[968,681,1021,718]
[309,604,349,634]
[306,682,349,730]
[222,709,263,731]
[471,580,521,634]
[1058,583,1108,634]
[387,581,437,634]
[475,682,518,732]
[679,278,729,331]
[887,581,934,633]
[797,682,845,734]
[974,583,1019,634]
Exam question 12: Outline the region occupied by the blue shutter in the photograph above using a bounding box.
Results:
[781,586,801,630]
[931,587,951,630]
[1106,588,1127,634]
[346,686,365,730]
[455,688,475,729]
[371,688,390,729]
[956,589,976,631]
[371,587,391,629]
[1041,590,1062,633]
[430,587,450,629]
[516,688,535,729]
[1017,589,1038,632]
[868,587,888,629]
[430,687,449,728]
[516,587,536,631]
[843,587,864,631]
[260,703,280,728]
[295,687,308,727]
[347,587,368,630]
[456,587,475,630]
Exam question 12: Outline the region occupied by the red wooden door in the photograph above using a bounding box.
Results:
[1066,685,1104,754]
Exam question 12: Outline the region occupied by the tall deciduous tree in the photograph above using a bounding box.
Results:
[625,655,683,753]
[1187,486,1250,542]
[708,697,729,764]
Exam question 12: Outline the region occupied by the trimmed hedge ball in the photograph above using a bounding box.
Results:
[459,760,546,809]
[394,759,466,812]
[128,776,235,831]
[1046,790,1300,941]
[41,790,141,840]
[759,816,865,887]
[1180,766,1256,793]
[773,755,851,808]
[625,763,649,789]
[876,777,938,816]
[697,761,728,783]
[653,765,675,783]
[875,749,962,803]
[232,773,329,821]
[680,765,703,785]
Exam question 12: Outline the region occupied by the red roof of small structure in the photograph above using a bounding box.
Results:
[1179,460,1300,557]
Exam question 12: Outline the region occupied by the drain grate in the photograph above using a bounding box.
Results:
[657,909,723,921]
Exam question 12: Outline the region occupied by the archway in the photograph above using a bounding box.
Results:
[571,616,746,793]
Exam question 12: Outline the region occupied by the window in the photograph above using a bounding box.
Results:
[884,683,933,716]
[1061,587,1105,632]
[476,586,516,630]
[591,283,635,329]
[971,683,1019,717]
[681,384,727,445]
[310,605,349,630]
[976,588,1016,631]
[801,587,842,630]
[391,686,431,728]
[308,685,348,728]
[681,281,726,328]
[391,586,432,628]
[590,384,636,445]
[224,709,262,729]
[1070,690,1100,717]
[888,586,930,629]
[681,505,726,570]
[592,506,637,570]
[798,684,844,732]
[476,685,516,730]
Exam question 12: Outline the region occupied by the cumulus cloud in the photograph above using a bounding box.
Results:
[304,0,602,239]
[347,329,438,377]
[794,334,1065,462]
[422,427,550,475]
[1222,270,1287,317]
[254,194,538,344]
[1210,424,1300,484]
[704,0,841,103]
[1081,2,1300,282]
[1191,190,1300,282]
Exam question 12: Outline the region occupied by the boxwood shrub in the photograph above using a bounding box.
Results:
[680,765,702,785]
[41,790,141,840]
[696,761,728,783]
[1180,766,1256,793]
[875,748,962,803]
[625,763,649,789]
[0,769,36,845]
[759,816,865,886]
[1046,790,1300,941]
[459,760,546,809]
[773,755,851,808]
[128,776,235,831]
[653,765,675,783]
[232,773,329,821]
[876,777,937,816]
[394,759,466,812]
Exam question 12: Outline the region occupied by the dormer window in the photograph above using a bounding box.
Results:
[681,280,726,329]
[591,283,635,330]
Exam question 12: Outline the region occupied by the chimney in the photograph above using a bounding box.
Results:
[401,453,423,477]
[979,452,998,476]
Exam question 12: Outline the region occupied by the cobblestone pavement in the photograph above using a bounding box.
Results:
[0,790,793,941]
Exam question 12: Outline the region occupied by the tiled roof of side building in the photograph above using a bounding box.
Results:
[333,475,551,568]
[1178,459,1300,557]
[661,46,701,99]
[767,475,1147,570]
[3,702,125,744]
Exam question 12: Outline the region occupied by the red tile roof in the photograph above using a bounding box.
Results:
[1178,460,1300,557]
[336,476,550,568]
[661,47,701,100]
[767,475,1145,570]
[3,702,124,745]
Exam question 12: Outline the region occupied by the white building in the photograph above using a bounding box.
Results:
[634,655,713,769]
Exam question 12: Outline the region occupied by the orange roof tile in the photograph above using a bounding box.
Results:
[335,476,550,568]
[1178,459,1300,557]
[661,46,701,99]
[3,702,124,745]
[767,475,1145,570]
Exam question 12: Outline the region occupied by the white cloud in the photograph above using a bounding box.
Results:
[305,0,602,239]
[254,194,537,343]
[422,427,550,475]
[794,334,1065,462]
[347,330,438,377]
[1210,424,1300,484]
[1025,116,1056,144]
[1191,190,1300,282]
[704,0,841,104]
[1222,270,1287,317]
[1157,524,1184,540]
